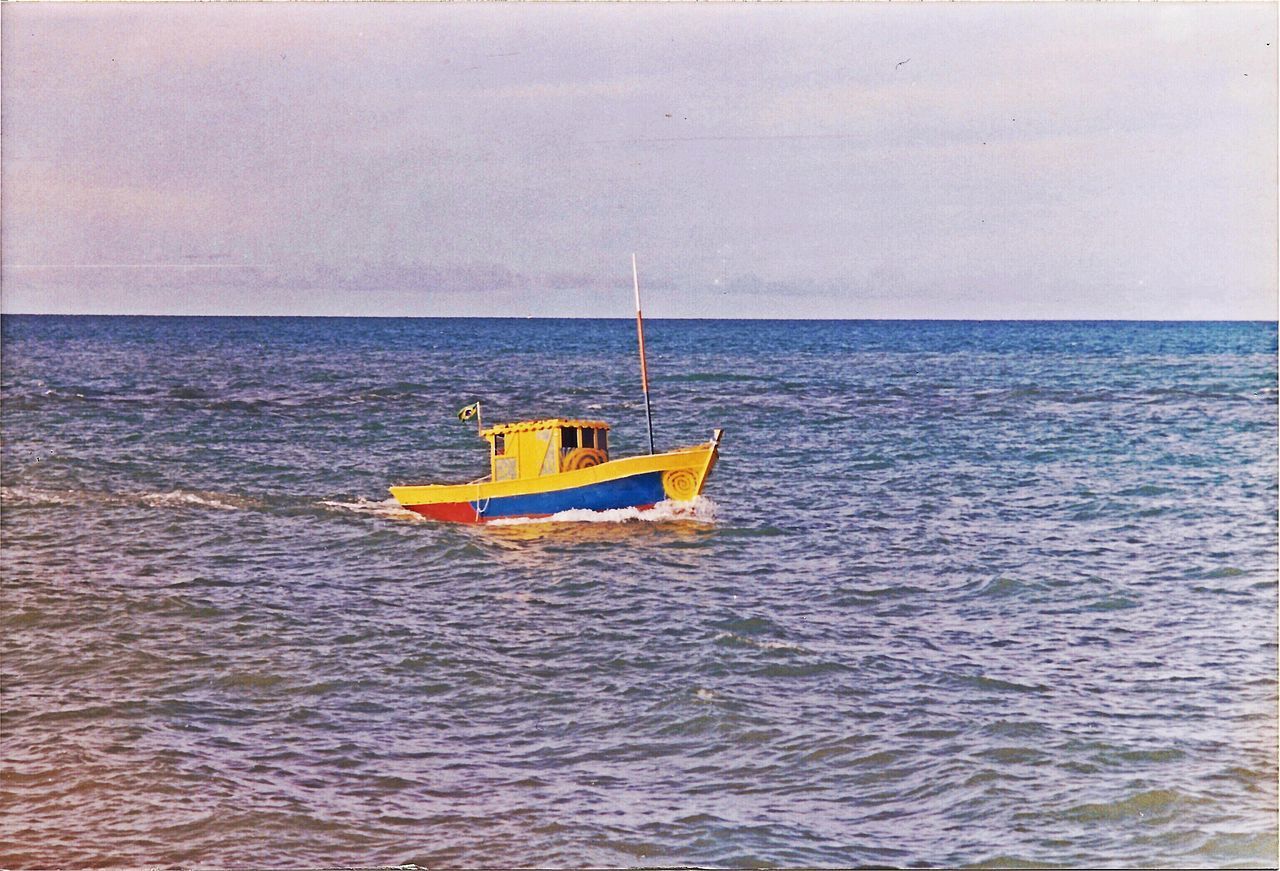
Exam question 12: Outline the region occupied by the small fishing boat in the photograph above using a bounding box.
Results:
[389,256,724,524]
[390,417,722,523]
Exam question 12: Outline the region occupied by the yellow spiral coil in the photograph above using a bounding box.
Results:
[562,447,607,471]
[662,468,700,501]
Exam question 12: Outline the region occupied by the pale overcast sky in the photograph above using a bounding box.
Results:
[2,2,1276,318]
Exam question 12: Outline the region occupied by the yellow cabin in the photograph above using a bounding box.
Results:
[481,418,612,482]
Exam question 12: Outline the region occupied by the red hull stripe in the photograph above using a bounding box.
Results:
[405,501,657,524]
[406,501,486,523]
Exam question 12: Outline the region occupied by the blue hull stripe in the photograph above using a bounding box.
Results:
[473,471,666,518]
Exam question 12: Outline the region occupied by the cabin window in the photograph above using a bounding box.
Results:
[561,427,578,449]
[582,428,595,449]
[598,430,607,453]
[495,457,517,481]
[493,433,505,456]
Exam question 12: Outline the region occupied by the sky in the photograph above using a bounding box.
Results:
[2,2,1276,319]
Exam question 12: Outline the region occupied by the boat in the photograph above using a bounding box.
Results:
[390,417,722,523]
[388,255,724,524]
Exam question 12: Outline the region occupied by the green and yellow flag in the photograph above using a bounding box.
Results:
[457,402,480,422]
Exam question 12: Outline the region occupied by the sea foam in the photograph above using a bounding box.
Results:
[486,495,717,526]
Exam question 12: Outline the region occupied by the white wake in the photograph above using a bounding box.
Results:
[487,495,717,526]
[142,489,251,511]
[316,496,424,521]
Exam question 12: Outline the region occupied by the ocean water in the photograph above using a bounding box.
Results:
[1,315,1276,869]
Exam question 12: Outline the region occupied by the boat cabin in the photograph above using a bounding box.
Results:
[480,418,611,482]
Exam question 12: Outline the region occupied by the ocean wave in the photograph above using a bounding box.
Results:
[1,485,85,507]
[665,372,764,383]
[316,496,424,521]
[714,631,806,653]
[3,485,257,512]
[141,490,255,511]
[1064,788,1198,823]
[1,385,438,412]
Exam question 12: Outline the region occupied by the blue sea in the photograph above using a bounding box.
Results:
[2,316,1276,868]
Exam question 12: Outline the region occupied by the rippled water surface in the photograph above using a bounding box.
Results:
[2,316,1276,868]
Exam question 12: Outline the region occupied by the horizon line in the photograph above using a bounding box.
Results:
[2,312,1275,324]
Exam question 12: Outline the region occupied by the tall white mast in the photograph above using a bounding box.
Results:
[632,253,656,455]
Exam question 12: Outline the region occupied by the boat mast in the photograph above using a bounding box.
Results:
[632,253,656,455]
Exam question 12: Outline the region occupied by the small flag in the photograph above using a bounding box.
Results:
[457,402,480,421]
